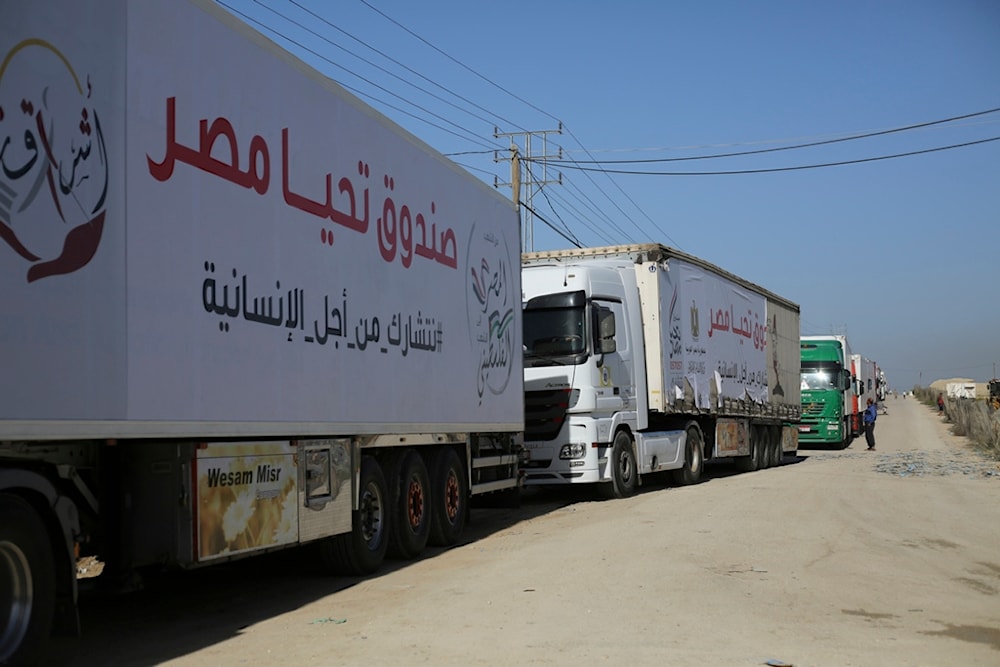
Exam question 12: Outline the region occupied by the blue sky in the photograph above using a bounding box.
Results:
[219,0,1000,391]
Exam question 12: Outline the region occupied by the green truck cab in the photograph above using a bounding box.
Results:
[799,336,854,447]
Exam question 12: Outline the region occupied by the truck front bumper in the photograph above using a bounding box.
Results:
[521,442,606,485]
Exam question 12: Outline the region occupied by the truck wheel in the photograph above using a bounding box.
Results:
[428,448,468,547]
[319,455,388,575]
[753,426,768,469]
[0,494,56,667]
[671,425,704,486]
[760,429,774,468]
[388,450,431,559]
[771,428,784,465]
[600,430,637,499]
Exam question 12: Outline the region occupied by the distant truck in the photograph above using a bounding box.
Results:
[851,354,881,431]
[0,1,522,663]
[799,335,857,447]
[988,380,1000,410]
[520,244,801,498]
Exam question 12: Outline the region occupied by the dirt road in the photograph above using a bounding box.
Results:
[49,397,1000,666]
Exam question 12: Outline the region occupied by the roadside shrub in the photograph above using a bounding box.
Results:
[914,386,1000,460]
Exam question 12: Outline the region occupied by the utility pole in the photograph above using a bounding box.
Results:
[494,125,562,251]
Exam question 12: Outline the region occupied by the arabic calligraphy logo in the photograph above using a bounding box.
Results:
[771,312,784,397]
[0,39,108,282]
[466,225,515,402]
[668,285,682,359]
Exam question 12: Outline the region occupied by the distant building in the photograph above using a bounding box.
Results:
[930,378,987,399]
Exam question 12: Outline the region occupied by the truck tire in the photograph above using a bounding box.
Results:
[428,447,468,547]
[319,455,388,575]
[753,426,768,469]
[600,430,638,499]
[840,418,852,450]
[761,428,775,468]
[771,428,784,466]
[0,494,56,667]
[388,450,431,560]
[671,425,704,486]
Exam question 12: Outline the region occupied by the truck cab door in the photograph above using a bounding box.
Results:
[593,299,633,412]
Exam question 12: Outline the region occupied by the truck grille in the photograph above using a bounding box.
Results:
[802,402,824,416]
[525,388,571,441]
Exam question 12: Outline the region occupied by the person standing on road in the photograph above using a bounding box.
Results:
[863,397,877,451]
[937,393,945,415]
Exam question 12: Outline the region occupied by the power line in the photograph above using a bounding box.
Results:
[358,0,557,127]
[564,117,1000,155]
[223,1,643,250]
[551,128,684,248]
[443,150,496,157]
[535,185,620,246]
[281,0,524,136]
[557,175,636,242]
[527,136,1000,175]
[543,107,1000,164]
[355,0,665,246]
[219,1,505,151]
[518,201,583,248]
[532,182,582,248]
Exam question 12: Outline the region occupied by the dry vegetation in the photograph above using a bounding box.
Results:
[914,386,1000,459]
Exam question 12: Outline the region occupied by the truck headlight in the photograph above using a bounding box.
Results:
[559,443,586,459]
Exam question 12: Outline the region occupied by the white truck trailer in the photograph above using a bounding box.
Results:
[520,244,800,498]
[0,2,523,663]
[850,353,877,435]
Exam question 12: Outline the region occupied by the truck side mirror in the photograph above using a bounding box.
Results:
[593,305,616,354]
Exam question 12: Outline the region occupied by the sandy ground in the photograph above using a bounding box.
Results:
[48,396,1000,666]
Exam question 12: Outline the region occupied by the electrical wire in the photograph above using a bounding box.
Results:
[220,2,993,252]
[525,136,1000,175]
[536,185,620,246]
[217,1,502,151]
[219,0,634,249]
[518,201,583,248]
[530,180,583,248]
[543,107,1000,164]
[359,0,556,128]
[565,117,1000,155]
[280,0,521,137]
[355,0,665,245]
[553,127,684,248]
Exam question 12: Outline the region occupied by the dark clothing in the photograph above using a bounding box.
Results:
[864,423,876,449]
[863,403,877,449]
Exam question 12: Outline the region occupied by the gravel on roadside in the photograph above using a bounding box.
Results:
[808,449,1000,479]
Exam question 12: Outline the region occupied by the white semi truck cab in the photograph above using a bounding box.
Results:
[521,250,692,498]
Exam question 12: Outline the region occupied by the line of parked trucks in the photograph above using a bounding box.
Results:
[798,335,887,448]
[1,2,877,664]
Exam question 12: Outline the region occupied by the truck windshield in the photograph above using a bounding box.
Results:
[523,308,586,356]
[800,370,838,390]
[523,291,588,363]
